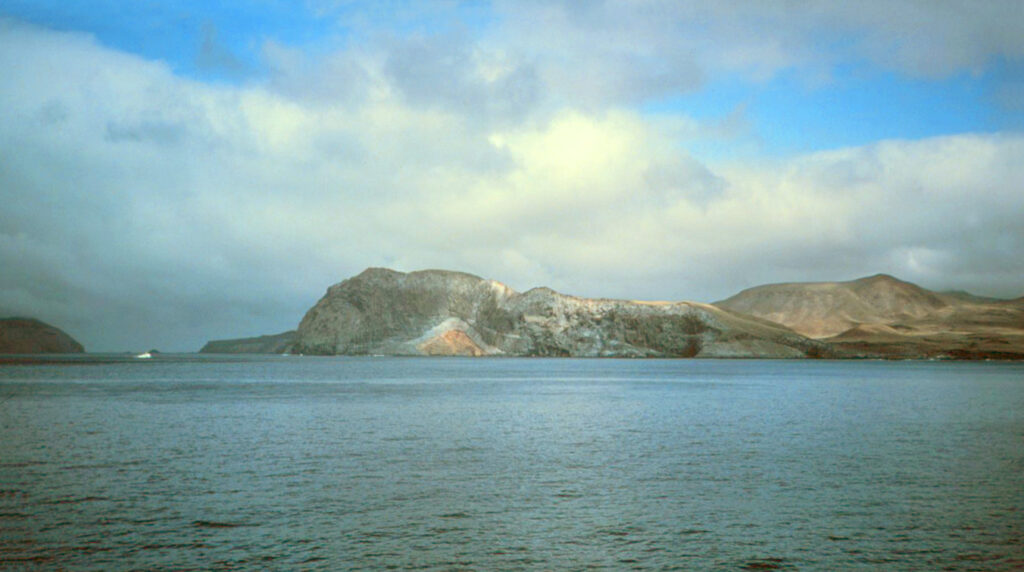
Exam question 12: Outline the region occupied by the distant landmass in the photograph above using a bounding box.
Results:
[199,331,297,354]
[714,274,1024,359]
[0,318,85,354]
[199,268,1023,360]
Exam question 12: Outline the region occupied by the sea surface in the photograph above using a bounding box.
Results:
[0,356,1022,570]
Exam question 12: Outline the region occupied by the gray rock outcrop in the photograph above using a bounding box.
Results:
[292,268,830,358]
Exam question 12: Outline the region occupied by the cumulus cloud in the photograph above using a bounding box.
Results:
[1,18,1022,351]
[382,30,542,124]
[262,39,373,106]
[493,0,1024,101]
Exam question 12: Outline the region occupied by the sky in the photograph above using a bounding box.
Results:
[2,0,1023,352]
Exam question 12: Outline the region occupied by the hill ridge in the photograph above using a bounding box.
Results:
[714,274,1024,359]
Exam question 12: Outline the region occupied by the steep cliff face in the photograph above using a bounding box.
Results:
[199,330,297,354]
[294,268,512,355]
[292,268,830,358]
[0,318,85,354]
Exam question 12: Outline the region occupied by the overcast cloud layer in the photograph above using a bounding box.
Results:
[2,1,1023,351]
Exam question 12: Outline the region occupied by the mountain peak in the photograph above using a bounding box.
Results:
[853,273,904,285]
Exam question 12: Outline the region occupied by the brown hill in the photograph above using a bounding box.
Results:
[0,318,85,354]
[715,275,1024,359]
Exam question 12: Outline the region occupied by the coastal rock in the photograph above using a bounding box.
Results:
[199,330,297,354]
[0,318,85,354]
[292,268,830,358]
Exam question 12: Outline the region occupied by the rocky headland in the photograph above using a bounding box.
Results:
[0,317,85,354]
[289,268,830,358]
[199,330,297,354]
[714,274,1024,359]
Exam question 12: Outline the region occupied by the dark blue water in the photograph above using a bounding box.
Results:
[1,356,1022,570]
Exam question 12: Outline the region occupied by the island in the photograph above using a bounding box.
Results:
[201,268,1024,360]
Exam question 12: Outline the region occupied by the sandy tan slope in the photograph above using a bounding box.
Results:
[715,274,1024,359]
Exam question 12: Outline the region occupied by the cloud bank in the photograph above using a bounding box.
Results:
[1,9,1023,350]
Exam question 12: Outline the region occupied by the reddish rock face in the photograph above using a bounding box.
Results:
[0,318,85,354]
[418,330,486,356]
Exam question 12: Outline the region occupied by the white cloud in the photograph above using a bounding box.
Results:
[491,0,1024,102]
[1,19,1022,351]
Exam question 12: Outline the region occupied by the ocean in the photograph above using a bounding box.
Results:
[1,356,1022,570]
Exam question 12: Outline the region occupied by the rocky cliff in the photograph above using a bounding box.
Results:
[715,274,1024,359]
[199,330,297,354]
[292,268,830,358]
[0,318,85,354]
